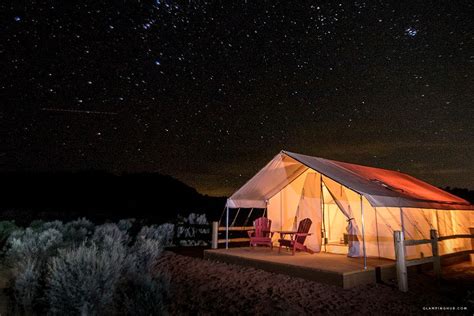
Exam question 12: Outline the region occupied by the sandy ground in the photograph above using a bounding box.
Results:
[158,251,474,315]
[0,265,11,315]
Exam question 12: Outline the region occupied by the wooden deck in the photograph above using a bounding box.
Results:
[204,247,396,288]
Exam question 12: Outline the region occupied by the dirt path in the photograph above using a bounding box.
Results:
[157,251,473,315]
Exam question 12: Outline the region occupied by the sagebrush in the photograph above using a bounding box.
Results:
[2,218,170,315]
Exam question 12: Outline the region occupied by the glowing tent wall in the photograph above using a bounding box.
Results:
[267,169,313,245]
[267,169,473,260]
[267,170,366,256]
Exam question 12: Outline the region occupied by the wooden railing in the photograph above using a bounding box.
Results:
[211,221,253,248]
[394,228,474,292]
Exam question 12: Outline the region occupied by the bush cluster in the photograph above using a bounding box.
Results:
[3,218,169,315]
[0,220,19,249]
[177,213,210,246]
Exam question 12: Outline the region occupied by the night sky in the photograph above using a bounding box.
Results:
[2,1,473,196]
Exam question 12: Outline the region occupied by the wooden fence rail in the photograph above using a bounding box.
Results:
[218,226,254,232]
[211,221,252,249]
[394,228,474,292]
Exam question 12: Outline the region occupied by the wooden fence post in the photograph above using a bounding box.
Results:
[211,221,218,249]
[430,229,441,278]
[394,230,408,292]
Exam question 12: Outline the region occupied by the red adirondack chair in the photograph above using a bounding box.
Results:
[247,217,274,248]
[278,218,313,255]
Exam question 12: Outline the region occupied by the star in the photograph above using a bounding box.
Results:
[2,1,472,196]
[405,27,418,37]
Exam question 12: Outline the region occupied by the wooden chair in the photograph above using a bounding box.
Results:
[278,218,313,255]
[247,217,274,249]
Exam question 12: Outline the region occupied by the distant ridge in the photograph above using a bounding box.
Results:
[0,171,470,227]
[0,171,226,225]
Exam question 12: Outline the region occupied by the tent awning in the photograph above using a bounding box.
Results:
[227,150,473,210]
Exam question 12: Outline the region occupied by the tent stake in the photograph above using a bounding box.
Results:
[360,195,367,269]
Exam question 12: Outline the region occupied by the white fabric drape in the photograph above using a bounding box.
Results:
[323,177,361,257]
[295,173,322,252]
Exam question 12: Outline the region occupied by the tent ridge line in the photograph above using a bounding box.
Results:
[283,151,473,210]
[284,150,473,209]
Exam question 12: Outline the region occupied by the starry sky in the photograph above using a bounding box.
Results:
[2,1,473,196]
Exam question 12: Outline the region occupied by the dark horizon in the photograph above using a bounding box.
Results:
[1,169,473,201]
[2,154,473,198]
[3,1,473,196]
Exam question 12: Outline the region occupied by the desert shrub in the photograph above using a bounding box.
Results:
[138,224,174,247]
[47,242,126,315]
[176,213,209,246]
[115,273,169,316]
[127,238,164,274]
[62,217,94,245]
[6,228,64,264]
[117,218,135,232]
[5,227,64,312]
[13,259,41,309]
[137,225,161,240]
[157,223,175,246]
[27,220,64,235]
[41,220,64,232]
[0,220,19,247]
[185,213,208,225]
[29,220,45,231]
[118,234,168,315]
[92,223,129,249]
[6,218,169,314]
[6,228,25,244]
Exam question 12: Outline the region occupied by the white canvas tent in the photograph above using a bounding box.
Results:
[226,151,474,262]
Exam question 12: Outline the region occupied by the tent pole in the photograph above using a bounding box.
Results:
[280,192,283,231]
[226,203,229,249]
[399,207,405,234]
[360,195,367,269]
[399,206,406,256]
[320,174,326,252]
[375,207,381,258]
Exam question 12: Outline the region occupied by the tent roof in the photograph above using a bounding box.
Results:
[227,150,473,210]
